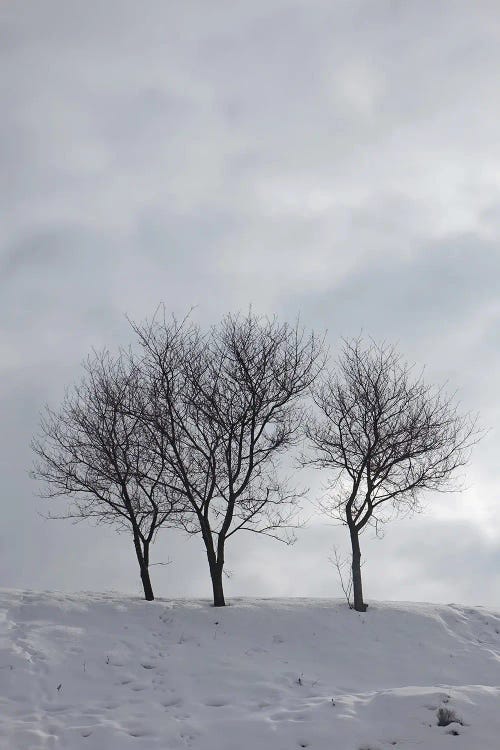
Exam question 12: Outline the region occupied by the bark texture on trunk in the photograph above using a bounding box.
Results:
[350,526,367,612]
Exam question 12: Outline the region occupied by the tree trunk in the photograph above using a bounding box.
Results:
[209,560,226,607]
[140,565,155,601]
[133,534,154,601]
[349,526,367,612]
[201,520,226,607]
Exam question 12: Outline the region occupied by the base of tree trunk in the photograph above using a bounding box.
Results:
[140,571,155,601]
[210,570,226,607]
[350,529,367,614]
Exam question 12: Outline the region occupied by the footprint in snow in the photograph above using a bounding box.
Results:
[162,697,182,708]
[127,727,153,738]
[204,698,228,707]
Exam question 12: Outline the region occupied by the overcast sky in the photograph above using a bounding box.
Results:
[1,0,500,606]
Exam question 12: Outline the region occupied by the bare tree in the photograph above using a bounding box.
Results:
[329,547,354,609]
[133,310,324,606]
[305,338,478,612]
[32,349,185,601]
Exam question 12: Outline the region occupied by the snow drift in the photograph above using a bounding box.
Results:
[1,591,499,749]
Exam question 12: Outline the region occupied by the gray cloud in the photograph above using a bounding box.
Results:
[293,236,500,345]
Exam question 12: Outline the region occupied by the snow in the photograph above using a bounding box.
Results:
[1,591,500,749]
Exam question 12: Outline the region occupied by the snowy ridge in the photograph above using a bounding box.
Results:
[1,591,500,749]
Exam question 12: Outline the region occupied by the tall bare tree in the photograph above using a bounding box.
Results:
[305,338,478,612]
[133,310,324,606]
[32,349,185,600]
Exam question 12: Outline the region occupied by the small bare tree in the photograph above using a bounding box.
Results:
[329,547,354,608]
[305,338,478,612]
[134,310,324,606]
[32,349,185,601]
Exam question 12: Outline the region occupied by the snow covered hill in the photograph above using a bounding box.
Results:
[1,591,500,749]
